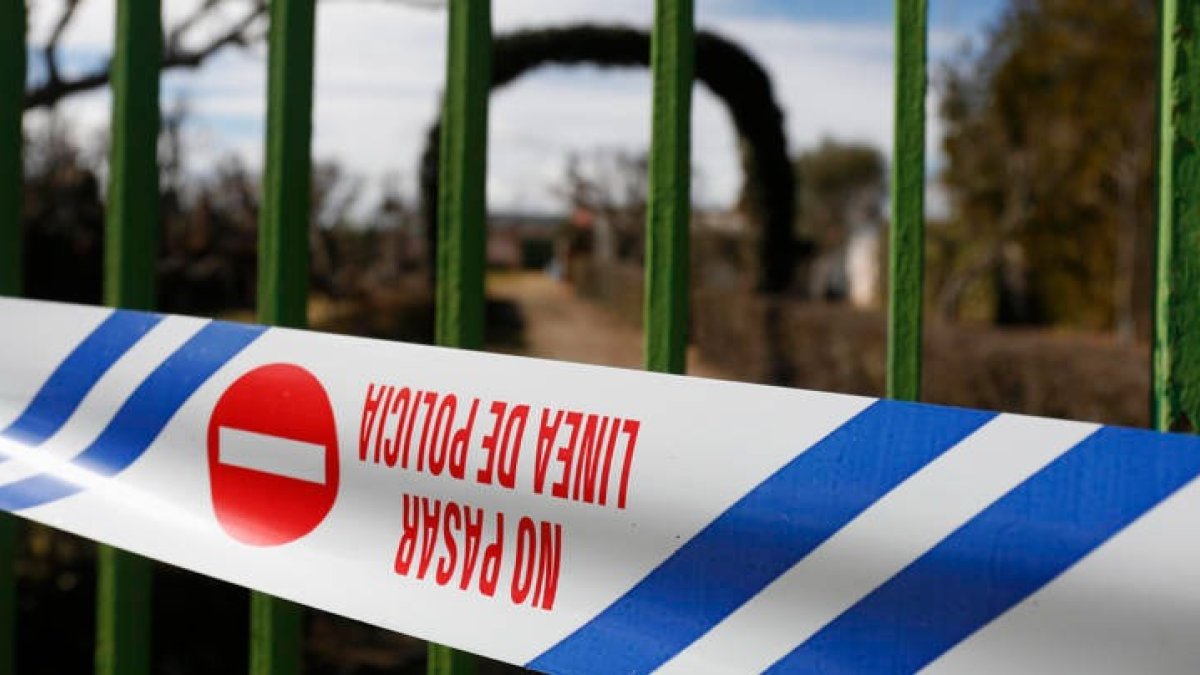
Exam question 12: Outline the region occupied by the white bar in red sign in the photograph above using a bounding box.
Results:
[217,427,326,484]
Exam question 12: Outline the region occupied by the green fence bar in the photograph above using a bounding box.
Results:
[0,0,23,295]
[887,0,926,401]
[644,0,694,375]
[253,0,317,673]
[430,0,491,672]
[0,2,24,672]
[97,1,161,674]
[1154,0,1200,432]
[0,510,12,675]
[250,597,301,675]
[95,549,152,675]
[435,0,491,353]
[104,0,161,312]
[257,0,316,330]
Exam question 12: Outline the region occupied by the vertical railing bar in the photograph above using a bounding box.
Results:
[252,0,317,673]
[430,0,490,672]
[887,0,927,402]
[0,516,13,675]
[0,0,24,295]
[0,2,26,673]
[434,0,490,352]
[1153,0,1200,432]
[257,0,316,329]
[103,0,161,312]
[97,2,161,675]
[644,0,694,375]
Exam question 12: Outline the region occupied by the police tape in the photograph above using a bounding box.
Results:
[1,296,1198,673]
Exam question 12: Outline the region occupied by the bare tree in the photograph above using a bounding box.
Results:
[557,149,649,263]
[26,0,268,109]
[24,0,436,110]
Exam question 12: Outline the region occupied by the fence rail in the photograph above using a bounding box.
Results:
[0,0,1195,673]
[0,0,23,672]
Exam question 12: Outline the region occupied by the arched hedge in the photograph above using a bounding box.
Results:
[420,24,798,292]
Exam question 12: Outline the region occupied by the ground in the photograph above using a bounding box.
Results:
[486,270,725,378]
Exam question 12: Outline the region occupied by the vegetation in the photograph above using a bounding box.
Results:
[936,0,1156,338]
[420,24,799,292]
[794,140,885,258]
[19,112,423,316]
[17,0,1167,336]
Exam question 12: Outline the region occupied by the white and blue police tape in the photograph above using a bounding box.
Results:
[1,296,1199,673]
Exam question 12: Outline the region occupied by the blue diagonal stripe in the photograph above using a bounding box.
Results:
[766,425,1200,675]
[528,400,995,675]
[2,310,162,447]
[0,319,266,512]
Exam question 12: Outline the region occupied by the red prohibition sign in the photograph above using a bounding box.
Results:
[207,363,340,546]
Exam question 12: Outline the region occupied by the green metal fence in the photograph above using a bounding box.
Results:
[0,0,1195,673]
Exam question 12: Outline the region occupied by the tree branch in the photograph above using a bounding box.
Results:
[23,0,436,111]
[166,0,224,54]
[25,0,268,110]
[42,0,82,87]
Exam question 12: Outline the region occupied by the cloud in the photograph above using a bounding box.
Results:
[25,0,986,214]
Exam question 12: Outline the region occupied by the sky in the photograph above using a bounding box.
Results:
[25,0,1009,216]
